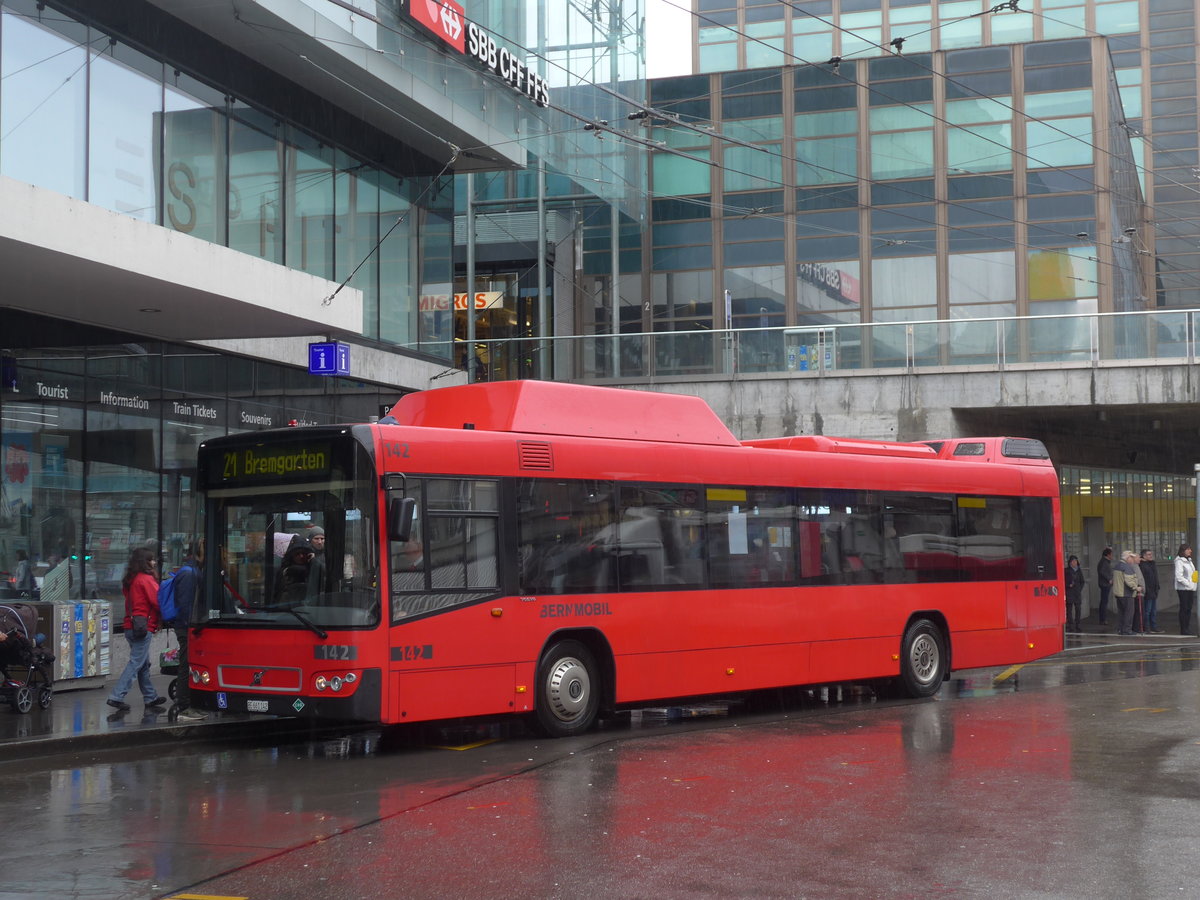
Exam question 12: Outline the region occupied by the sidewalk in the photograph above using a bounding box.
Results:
[0,629,279,763]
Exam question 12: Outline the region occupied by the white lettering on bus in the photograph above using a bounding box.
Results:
[539,602,614,618]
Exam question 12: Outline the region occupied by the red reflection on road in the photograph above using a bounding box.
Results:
[211,694,1073,898]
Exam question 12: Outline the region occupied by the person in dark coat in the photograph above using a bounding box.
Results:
[1096,547,1113,627]
[1140,549,1163,633]
[305,525,329,597]
[274,541,315,607]
[171,542,207,720]
[1064,555,1085,632]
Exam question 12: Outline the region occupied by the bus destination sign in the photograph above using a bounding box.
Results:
[219,443,333,482]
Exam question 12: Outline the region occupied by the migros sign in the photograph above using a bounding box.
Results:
[407,0,550,108]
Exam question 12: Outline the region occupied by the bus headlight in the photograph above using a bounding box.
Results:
[314,671,358,692]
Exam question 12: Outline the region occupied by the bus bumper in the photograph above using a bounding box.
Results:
[192,668,383,722]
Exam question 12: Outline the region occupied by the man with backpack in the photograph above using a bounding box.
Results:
[161,542,206,721]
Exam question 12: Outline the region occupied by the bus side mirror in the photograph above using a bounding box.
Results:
[388,497,416,543]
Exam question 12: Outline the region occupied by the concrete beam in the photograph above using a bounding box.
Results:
[1,177,362,342]
[611,363,1200,473]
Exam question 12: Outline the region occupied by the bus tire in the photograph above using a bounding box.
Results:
[534,639,601,738]
[898,618,946,698]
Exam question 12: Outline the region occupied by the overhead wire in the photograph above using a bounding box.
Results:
[250,3,683,329]
[645,0,1200,290]
[227,0,1200,300]
[232,5,662,315]
[4,2,1171,312]
[655,0,1159,203]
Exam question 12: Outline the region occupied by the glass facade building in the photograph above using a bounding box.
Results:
[1,312,400,605]
[692,0,1198,313]
[0,0,650,609]
[633,39,1144,374]
[0,0,454,350]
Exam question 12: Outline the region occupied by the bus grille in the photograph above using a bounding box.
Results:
[218,665,303,692]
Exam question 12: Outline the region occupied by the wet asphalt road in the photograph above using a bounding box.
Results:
[5,636,1200,900]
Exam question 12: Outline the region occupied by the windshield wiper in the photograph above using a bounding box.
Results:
[279,607,328,639]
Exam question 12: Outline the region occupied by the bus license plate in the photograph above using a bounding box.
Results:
[247,699,269,713]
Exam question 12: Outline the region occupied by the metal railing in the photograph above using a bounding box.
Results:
[422,308,1200,383]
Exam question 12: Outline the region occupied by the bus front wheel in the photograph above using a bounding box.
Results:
[898,619,947,698]
[534,640,600,738]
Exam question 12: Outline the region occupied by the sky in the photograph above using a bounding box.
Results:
[645,0,694,79]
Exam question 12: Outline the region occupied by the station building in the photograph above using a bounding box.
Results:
[3,0,1198,621]
[0,0,644,604]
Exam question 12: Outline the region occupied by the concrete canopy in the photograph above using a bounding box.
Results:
[1,178,362,343]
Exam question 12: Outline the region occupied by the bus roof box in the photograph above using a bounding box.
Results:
[388,381,742,446]
[744,435,938,458]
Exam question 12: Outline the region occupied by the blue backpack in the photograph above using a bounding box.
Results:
[158,564,196,624]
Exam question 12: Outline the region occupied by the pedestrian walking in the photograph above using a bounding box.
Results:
[106,546,166,712]
[171,541,207,722]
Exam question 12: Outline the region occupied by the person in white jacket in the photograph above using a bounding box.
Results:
[1174,544,1197,636]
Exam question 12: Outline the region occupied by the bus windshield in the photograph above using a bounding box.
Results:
[203,474,379,630]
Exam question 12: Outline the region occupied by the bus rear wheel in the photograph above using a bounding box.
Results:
[898,619,947,698]
[534,640,600,738]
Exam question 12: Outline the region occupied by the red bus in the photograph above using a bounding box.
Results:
[188,381,1063,735]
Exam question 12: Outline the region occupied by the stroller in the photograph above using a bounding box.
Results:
[0,604,54,713]
[160,642,180,701]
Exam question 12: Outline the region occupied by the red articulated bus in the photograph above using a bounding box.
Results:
[188,381,1063,735]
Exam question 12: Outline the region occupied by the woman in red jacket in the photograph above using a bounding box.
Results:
[106,546,166,712]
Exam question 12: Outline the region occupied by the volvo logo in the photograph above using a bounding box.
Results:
[251,670,265,686]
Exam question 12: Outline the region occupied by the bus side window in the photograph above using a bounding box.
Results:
[611,485,705,590]
[1020,497,1054,577]
[707,487,795,588]
[516,479,615,595]
[884,494,956,584]
[957,497,1021,580]
[391,493,425,594]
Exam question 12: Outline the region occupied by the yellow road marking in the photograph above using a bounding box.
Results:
[1121,707,1169,713]
[1024,655,1200,667]
[431,738,500,751]
[991,654,1200,682]
[993,665,1024,683]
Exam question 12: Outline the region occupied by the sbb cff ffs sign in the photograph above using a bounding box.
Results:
[464,24,550,107]
[409,0,465,52]
[406,0,550,108]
